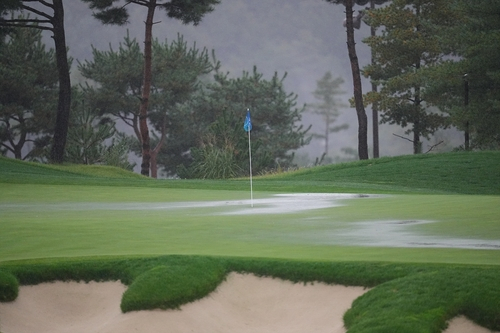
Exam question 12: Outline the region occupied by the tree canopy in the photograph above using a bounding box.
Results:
[308,72,348,158]
[79,32,217,177]
[424,0,500,150]
[82,0,220,176]
[177,67,311,178]
[0,0,72,164]
[0,20,58,160]
[362,0,455,154]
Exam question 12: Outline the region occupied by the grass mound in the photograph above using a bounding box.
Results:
[0,270,18,302]
[343,267,500,333]
[264,151,500,195]
[121,260,226,312]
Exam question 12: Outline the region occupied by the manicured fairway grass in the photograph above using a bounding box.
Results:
[1,152,499,333]
[0,184,499,264]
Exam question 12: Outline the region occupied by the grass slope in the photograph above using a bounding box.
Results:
[1,152,499,332]
[262,151,500,195]
[2,150,500,194]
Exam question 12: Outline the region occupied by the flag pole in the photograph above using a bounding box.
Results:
[244,109,253,207]
[248,128,253,207]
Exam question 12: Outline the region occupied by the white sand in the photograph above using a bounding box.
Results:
[0,273,497,333]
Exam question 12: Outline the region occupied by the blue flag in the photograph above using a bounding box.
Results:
[244,109,252,132]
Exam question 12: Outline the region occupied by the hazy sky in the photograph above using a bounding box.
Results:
[52,0,461,163]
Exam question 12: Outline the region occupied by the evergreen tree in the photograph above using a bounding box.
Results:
[425,0,500,149]
[65,93,134,170]
[308,72,348,158]
[0,1,72,164]
[363,0,454,154]
[0,22,58,160]
[79,33,216,177]
[82,0,220,176]
[177,66,311,178]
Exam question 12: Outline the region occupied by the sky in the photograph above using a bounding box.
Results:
[49,0,462,166]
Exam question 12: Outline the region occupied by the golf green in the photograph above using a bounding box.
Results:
[1,184,498,264]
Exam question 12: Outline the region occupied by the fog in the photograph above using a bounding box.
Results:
[50,1,463,168]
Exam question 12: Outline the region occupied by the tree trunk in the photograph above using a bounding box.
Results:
[150,116,167,179]
[49,0,71,164]
[345,0,369,160]
[464,78,470,150]
[413,124,422,154]
[370,0,379,159]
[139,1,156,176]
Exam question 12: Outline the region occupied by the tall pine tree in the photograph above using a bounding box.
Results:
[309,72,348,158]
[82,0,220,176]
[0,22,58,160]
[363,0,454,153]
[0,0,72,163]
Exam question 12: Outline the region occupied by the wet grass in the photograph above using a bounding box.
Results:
[2,150,500,194]
[1,152,499,332]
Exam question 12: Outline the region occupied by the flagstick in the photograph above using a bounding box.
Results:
[248,129,253,207]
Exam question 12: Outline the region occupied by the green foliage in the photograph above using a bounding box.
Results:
[424,0,500,149]
[79,32,217,176]
[0,19,58,159]
[65,99,115,165]
[0,269,18,302]
[121,260,226,312]
[82,0,221,26]
[363,0,455,154]
[63,92,134,171]
[180,66,310,178]
[178,110,272,179]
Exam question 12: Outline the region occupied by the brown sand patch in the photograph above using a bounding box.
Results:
[0,273,497,333]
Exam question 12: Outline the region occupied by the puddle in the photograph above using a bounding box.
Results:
[2,193,499,250]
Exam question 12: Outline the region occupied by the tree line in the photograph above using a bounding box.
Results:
[1,0,499,178]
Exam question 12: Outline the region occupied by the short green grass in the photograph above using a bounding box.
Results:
[1,152,499,333]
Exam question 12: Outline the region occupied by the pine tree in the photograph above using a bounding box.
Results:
[425,0,500,149]
[363,0,454,154]
[0,0,72,163]
[177,66,311,178]
[79,33,216,177]
[82,0,220,176]
[309,72,348,158]
[0,22,58,160]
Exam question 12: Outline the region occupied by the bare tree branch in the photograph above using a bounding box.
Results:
[21,4,53,21]
[425,141,444,153]
[0,21,53,30]
[392,133,414,142]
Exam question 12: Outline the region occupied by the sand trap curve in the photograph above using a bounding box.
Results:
[0,273,497,333]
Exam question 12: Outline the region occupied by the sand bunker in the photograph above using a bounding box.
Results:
[0,273,365,333]
[0,273,496,333]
